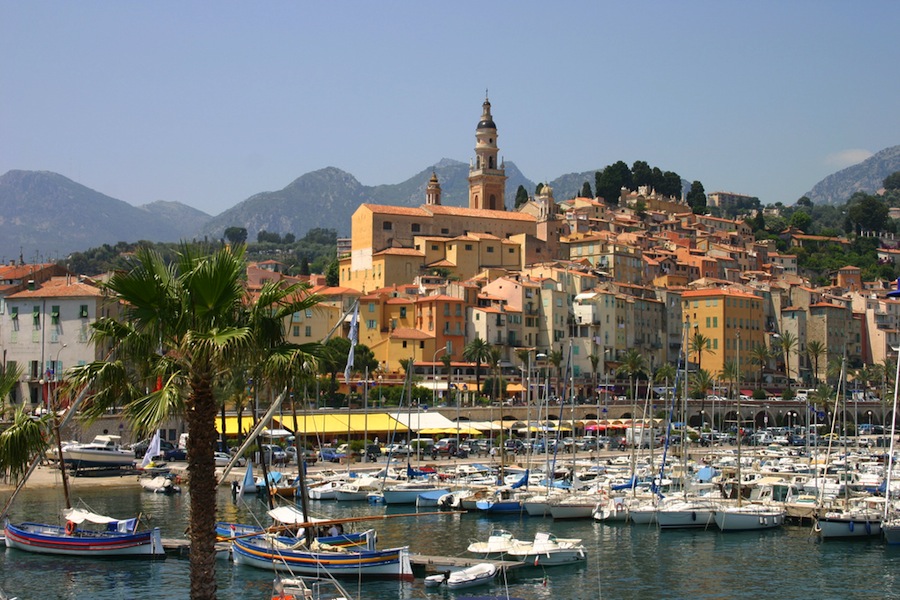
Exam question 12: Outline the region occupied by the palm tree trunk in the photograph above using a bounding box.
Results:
[187,367,219,600]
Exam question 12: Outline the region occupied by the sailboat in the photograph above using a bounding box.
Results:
[714,329,785,532]
[881,345,900,544]
[235,461,258,497]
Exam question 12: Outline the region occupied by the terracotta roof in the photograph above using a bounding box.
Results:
[362,203,431,217]
[424,205,536,222]
[7,276,103,299]
[389,327,433,340]
[374,248,425,257]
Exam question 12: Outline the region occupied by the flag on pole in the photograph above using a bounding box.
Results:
[344,302,359,384]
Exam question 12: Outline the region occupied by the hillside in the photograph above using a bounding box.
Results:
[0,170,208,262]
[805,145,900,205]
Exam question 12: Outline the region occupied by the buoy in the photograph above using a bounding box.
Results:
[866,521,872,535]
[849,520,855,533]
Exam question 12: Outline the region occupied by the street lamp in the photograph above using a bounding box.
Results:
[432,345,447,408]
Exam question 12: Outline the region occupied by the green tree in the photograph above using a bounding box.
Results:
[776,331,799,391]
[65,244,320,600]
[223,226,247,246]
[690,368,714,400]
[686,180,706,214]
[325,258,339,286]
[805,340,826,385]
[548,349,564,396]
[487,346,503,403]
[632,160,652,188]
[580,181,594,199]
[689,331,715,374]
[515,185,529,208]
[463,338,491,398]
[749,344,770,388]
[616,349,647,402]
[847,193,889,233]
[790,210,812,232]
[595,161,632,204]
[0,406,49,483]
[299,256,310,276]
[883,171,900,191]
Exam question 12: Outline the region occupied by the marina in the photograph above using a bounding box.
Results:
[2,444,900,600]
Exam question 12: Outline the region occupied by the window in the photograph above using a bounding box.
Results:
[366,319,377,329]
[400,307,407,318]
[32,306,40,329]
[305,326,312,337]
[402,341,408,349]
[293,326,300,337]
[465,244,473,251]
[419,341,425,349]
[431,244,438,251]
[411,223,421,233]
[305,309,313,318]
[508,248,514,254]
[10,306,17,320]
[368,303,375,313]
[51,305,60,325]
[382,221,393,231]
[79,305,88,318]
[441,228,449,235]
[292,311,301,322]
[486,246,494,253]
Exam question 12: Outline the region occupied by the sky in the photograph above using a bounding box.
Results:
[2,2,899,216]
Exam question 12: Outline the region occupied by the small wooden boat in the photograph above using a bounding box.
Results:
[270,575,353,600]
[4,508,164,558]
[446,562,499,590]
[232,529,412,579]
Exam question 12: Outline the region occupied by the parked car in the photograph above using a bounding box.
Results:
[214,451,245,467]
[318,446,346,463]
[260,444,287,465]
[164,447,187,461]
[433,438,459,458]
[385,442,411,456]
[132,438,175,459]
[284,446,318,464]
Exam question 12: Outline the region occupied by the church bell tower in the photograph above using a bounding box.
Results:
[468,95,507,211]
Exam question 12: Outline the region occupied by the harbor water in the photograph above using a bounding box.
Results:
[1,482,899,600]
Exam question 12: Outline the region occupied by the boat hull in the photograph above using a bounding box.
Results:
[714,508,784,531]
[882,521,900,544]
[4,522,164,557]
[816,516,882,539]
[232,535,412,579]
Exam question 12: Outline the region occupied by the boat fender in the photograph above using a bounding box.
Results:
[814,521,822,533]
[65,521,76,535]
[849,521,854,533]
[866,521,872,535]
[272,596,295,600]
[691,511,696,522]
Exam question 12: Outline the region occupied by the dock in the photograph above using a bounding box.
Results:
[409,553,522,576]
[162,538,232,558]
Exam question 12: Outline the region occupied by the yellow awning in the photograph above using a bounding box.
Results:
[506,383,526,392]
[214,416,256,435]
[274,413,408,435]
[345,413,409,433]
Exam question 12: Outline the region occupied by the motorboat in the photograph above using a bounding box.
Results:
[61,435,134,470]
[382,482,446,505]
[334,477,385,502]
[4,507,164,558]
[425,562,499,590]
[592,496,630,522]
[506,532,586,566]
[466,529,519,559]
[139,474,181,494]
[270,576,353,600]
[416,488,452,508]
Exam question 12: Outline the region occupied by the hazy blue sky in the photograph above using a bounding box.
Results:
[2,2,898,216]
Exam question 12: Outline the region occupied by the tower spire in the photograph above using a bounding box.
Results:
[468,95,507,211]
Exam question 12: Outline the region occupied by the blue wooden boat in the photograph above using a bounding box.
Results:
[231,529,413,579]
[4,508,164,558]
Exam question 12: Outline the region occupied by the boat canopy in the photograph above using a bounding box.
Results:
[63,508,137,532]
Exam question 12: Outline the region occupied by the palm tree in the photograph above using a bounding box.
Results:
[588,353,600,401]
[463,337,491,400]
[487,346,503,404]
[776,330,799,393]
[749,344,770,388]
[654,362,677,413]
[548,349,564,397]
[805,340,826,386]
[616,349,647,404]
[689,330,714,373]
[691,369,715,424]
[0,363,21,420]
[65,244,320,600]
[0,405,49,484]
[440,353,453,379]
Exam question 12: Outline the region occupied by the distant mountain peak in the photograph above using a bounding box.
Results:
[805,145,900,205]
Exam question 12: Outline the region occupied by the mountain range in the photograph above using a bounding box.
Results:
[0,145,897,263]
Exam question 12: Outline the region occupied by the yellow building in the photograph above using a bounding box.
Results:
[681,288,766,382]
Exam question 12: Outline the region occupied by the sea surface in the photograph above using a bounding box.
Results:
[1,480,899,600]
